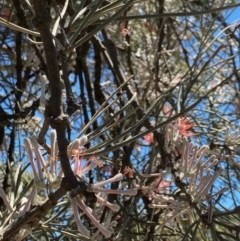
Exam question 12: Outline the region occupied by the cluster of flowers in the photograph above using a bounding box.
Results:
[0,117,231,239]
[68,136,137,238]
[156,136,227,230]
[141,119,229,231]
[0,131,138,240]
[0,131,61,240]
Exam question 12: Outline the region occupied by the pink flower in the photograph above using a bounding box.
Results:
[178,117,195,137]
[121,28,130,36]
[70,173,137,238]
[123,167,134,178]
[69,136,103,176]
[121,21,130,37]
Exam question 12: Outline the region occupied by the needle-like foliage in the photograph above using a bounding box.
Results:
[0,0,240,240]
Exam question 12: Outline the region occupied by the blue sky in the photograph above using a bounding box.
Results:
[226,6,240,23]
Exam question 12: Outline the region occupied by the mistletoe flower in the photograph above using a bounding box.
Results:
[76,197,112,238]
[91,210,117,240]
[48,130,62,190]
[0,187,36,216]
[155,204,189,231]
[178,117,195,137]
[148,192,190,226]
[68,135,88,158]
[224,126,240,147]
[179,137,218,178]
[0,187,36,240]
[96,195,120,212]
[176,137,229,202]
[70,173,137,238]
[151,180,228,230]
[70,195,112,238]
[132,175,170,197]
[68,138,137,238]
[149,179,227,230]
[18,188,37,215]
[12,192,38,238]
[24,137,45,188]
[69,196,91,237]
[88,173,137,196]
[147,137,229,229]
[68,136,103,177]
[25,133,62,189]
[121,28,130,37]
[165,117,195,153]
